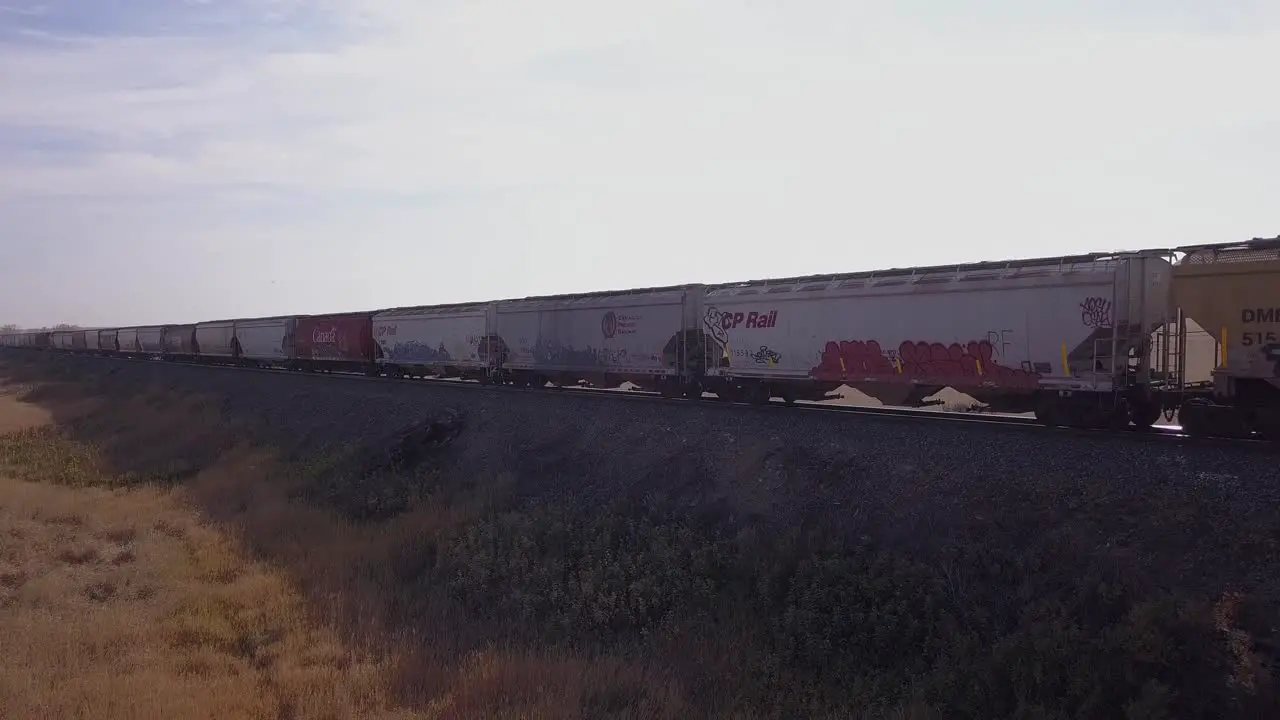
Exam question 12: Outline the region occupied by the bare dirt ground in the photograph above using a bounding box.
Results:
[1,350,1277,719]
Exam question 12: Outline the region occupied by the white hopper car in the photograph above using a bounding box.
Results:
[137,326,166,356]
[373,303,494,381]
[490,287,693,391]
[117,327,141,354]
[232,316,296,364]
[694,250,1175,428]
[194,321,236,358]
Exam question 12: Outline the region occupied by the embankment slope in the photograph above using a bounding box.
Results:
[2,350,1277,719]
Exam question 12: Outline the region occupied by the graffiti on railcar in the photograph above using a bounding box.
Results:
[809,338,1042,388]
[749,346,782,366]
[476,335,508,364]
[702,308,729,349]
[1080,297,1113,328]
[530,337,616,367]
[386,340,455,363]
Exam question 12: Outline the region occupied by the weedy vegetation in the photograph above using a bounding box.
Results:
[0,365,1275,719]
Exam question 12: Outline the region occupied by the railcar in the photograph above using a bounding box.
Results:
[292,313,375,374]
[232,316,296,368]
[137,326,166,358]
[50,330,74,351]
[194,320,237,361]
[98,329,119,354]
[373,303,497,381]
[116,328,141,356]
[689,250,1175,429]
[1167,237,1280,440]
[163,325,198,360]
[490,286,695,393]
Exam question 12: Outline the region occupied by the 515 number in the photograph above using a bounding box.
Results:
[1241,331,1278,346]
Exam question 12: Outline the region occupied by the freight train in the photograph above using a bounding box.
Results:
[4,236,1278,441]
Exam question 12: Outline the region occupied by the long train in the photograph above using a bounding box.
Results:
[4,236,1278,441]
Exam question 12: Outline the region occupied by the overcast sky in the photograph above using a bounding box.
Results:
[1,1,1276,327]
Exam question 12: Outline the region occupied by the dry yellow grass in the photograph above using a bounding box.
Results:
[0,474,428,720]
[0,393,419,720]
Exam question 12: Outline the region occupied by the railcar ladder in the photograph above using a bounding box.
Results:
[1150,310,1185,421]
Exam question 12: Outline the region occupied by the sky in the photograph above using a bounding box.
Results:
[0,0,1277,328]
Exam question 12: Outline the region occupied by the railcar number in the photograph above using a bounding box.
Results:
[1241,331,1278,346]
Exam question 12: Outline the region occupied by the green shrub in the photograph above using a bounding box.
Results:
[444,504,733,640]
[767,548,956,700]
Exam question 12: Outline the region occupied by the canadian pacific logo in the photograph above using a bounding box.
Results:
[704,307,779,331]
[601,311,640,339]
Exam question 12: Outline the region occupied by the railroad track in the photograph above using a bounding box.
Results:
[2,349,1270,451]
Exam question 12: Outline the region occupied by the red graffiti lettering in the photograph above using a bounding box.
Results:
[809,338,1041,389]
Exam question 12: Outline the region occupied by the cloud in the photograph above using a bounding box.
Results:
[1,0,1278,327]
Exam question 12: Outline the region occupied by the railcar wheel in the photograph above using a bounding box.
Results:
[658,379,682,398]
[1034,397,1060,427]
[1178,398,1254,438]
[1074,404,1104,430]
[742,383,771,405]
[1255,409,1280,442]
[1129,401,1163,430]
[1178,398,1214,437]
[715,385,740,403]
[1107,399,1131,431]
